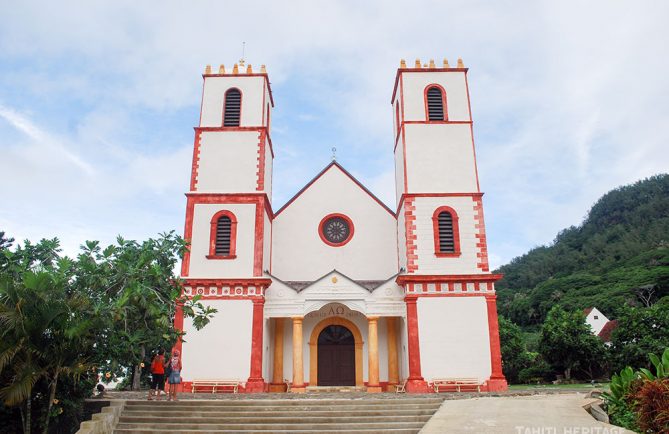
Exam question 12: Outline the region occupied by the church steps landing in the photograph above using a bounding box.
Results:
[112,398,443,434]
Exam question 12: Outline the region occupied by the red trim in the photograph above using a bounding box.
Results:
[404,296,429,393]
[423,84,448,122]
[473,197,490,272]
[207,210,238,259]
[173,302,184,357]
[189,130,202,191]
[273,161,394,217]
[253,202,264,276]
[397,274,503,284]
[182,278,272,300]
[395,103,400,138]
[261,80,267,126]
[485,294,508,391]
[185,193,273,219]
[395,193,483,216]
[246,298,266,393]
[464,72,481,192]
[181,198,195,277]
[432,206,461,257]
[391,67,468,104]
[255,129,267,191]
[404,197,418,273]
[203,72,274,107]
[223,88,242,127]
[318,213,355,247]
[400,74,407,195]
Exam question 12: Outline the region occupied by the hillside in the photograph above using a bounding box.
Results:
[495,174,669,327]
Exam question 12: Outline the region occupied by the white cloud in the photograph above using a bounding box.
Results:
[0,0,668,266]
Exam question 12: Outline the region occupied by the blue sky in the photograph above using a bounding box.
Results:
[1,1,668,269]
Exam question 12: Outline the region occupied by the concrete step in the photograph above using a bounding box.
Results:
[114,430,420,434]
[123,398,444,406]
[119,409,439,418]
[118,414,432,424]
[115,421,426,430]
[122,403,442,412]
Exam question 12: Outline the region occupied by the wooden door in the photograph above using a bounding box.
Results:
[317,325,355,386]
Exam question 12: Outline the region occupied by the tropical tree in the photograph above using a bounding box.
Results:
[498,316,532,383]
[539,306,606,380]
[609,305,669,372]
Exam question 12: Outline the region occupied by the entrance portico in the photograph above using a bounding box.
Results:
[264,270,406,392]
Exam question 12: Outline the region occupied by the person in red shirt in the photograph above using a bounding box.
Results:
[147,349,166,400]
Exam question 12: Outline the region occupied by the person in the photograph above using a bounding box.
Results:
[147,349,166,400]
[167,349,182,401]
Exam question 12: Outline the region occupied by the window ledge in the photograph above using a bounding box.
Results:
[206,254,237,260]
[435,252,461,258]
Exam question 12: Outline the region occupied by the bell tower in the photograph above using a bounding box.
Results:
[393,58,507,392]
[178,62,274,393]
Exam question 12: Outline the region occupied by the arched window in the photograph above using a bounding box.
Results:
[223,88,241,126]
[207,210,237,259]
[425,85,447,121]
[432,206,461,257]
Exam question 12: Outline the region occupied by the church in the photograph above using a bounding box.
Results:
[174,58,507,393]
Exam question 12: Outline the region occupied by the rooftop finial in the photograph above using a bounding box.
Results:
[429,59,436,68]
[400,59,407,68]
[457,58,464,68]
[331,147,337,161]
[205,65,212,74]
[232,63,239,74]
[443,58,450,68]
[218,64,225,74]
[260,64,267,73]
[246,64,253,74]
[415,59,421,68]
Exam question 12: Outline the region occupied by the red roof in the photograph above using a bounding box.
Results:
[598,320,618,342]
[583,307,594,315]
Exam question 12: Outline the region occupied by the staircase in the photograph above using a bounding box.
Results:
[113,396,444,433]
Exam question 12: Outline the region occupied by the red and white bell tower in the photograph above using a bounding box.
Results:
[178,62,274,393]
[393,58,507,392]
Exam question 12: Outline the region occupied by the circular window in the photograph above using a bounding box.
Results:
[319,214,354,247]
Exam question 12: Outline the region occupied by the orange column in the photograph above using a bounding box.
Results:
[485,295,508,391]
[405,296,429,393]
[269,318,286,392]
[291,316,306,393]
[246,298,265,393]
[386,317,399,390]
[367,316,382,393]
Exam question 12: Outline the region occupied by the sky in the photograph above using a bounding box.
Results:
[0,1,668,269]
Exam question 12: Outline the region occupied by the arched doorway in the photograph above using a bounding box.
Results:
[309,316,364,387]
[317,325,355,386]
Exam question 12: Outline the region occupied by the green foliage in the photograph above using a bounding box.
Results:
[538,306,606,380]
[609,304,669,372]
[0,231,216,434]
[638,348,669,381]
[496,174,669,326]
[498,316,533,383]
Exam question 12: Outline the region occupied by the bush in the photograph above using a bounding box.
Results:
[635,378,669,433]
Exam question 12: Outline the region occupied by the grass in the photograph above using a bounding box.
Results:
[508,382,610,391]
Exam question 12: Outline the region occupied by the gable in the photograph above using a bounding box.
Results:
[272,163,398,281]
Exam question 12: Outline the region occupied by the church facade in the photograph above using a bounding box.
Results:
[175,59,507,393]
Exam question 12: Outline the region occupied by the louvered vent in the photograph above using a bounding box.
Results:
[215,216,232,255]
[427,87,444,121]
[438,211,455,252]
[223,89,241,126]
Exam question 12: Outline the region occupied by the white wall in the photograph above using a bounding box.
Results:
[413,196,483,275]
[272,165,398,281]
[401,71,470,122]
[201,75,267,127]
[188,203,256,277]
[196,130,261,193]
[181,299,252,381]
[404,123,478,193]
[394,138,405,203]
[418,296,491,382]
[263,134,273,197]
[585,308,609,336]
[396,206,407,271]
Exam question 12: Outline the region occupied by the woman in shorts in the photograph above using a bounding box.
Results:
[147,349,166,400]
[167,349,182,401]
